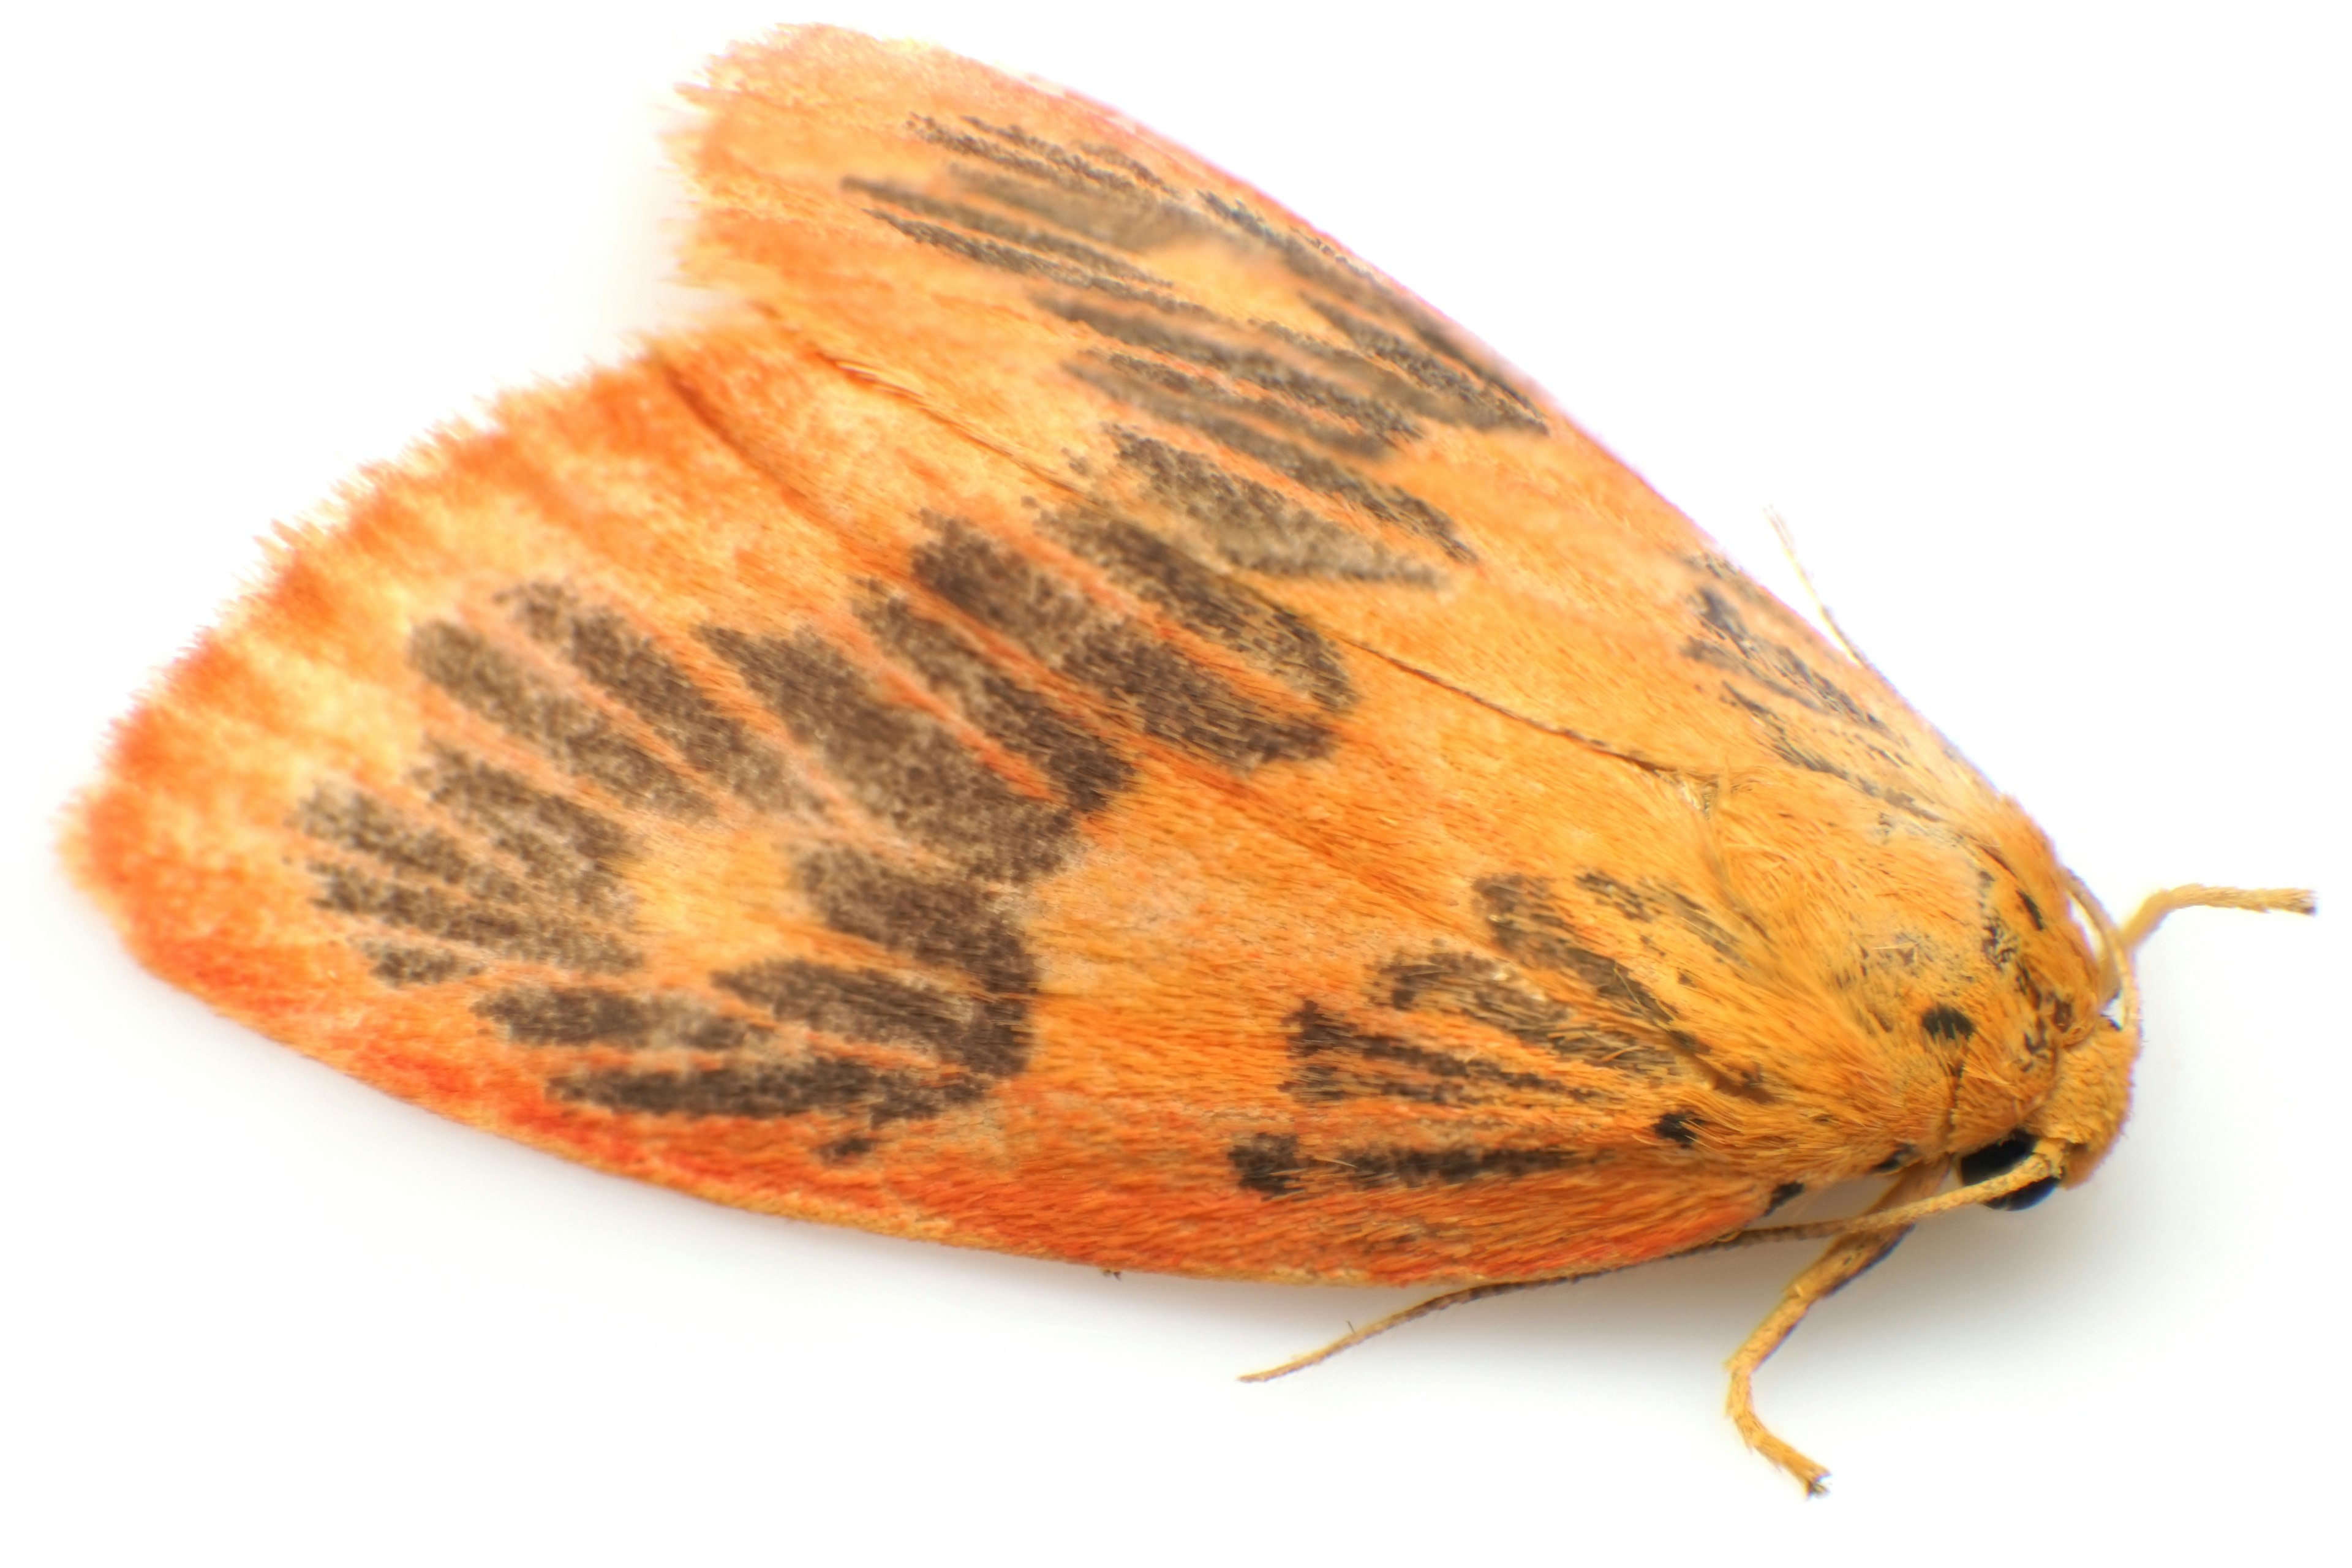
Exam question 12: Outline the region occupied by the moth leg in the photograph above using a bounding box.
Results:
[1240,1280,1567,1382]
[1725,1161,1947,1495]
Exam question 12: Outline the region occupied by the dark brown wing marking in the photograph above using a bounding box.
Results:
[1376,949,1685,1077]
[910,518,1335,769]
[701,624,1079,883]
[502,582,817,814]
[1041,511,1358,709]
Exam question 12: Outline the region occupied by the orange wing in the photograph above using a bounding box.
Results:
[67,26,2104,1288]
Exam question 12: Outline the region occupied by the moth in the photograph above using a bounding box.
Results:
[65,24,2310,1493]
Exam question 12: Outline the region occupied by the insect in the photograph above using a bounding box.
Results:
[63,24,2312,1493]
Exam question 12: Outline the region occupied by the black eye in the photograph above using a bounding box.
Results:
[1958,1133,2058,1212]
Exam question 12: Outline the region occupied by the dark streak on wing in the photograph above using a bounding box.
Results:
[1074,139,1173,193]
[414,745,638,921]
[502,584,815,815]
[408,621,709,818]
[701,624,1076,883]
[1092,379,1472,562]
[1475,874,1677,1026]
[477,985,771,1051]
[549,1055,976,1126]
[862,208,1200,315]
[911,518,1333,770]
[845,177,1170,282]
[716,957,1029,1077]
[913,111,1201,249]
[1332,1144,1573,1188]
[952,168,1213,254]
[294,786,532,906]
[1074,352,1386,458]
[1298,295,1543,433]
[1576,870,1744,960]
[1577,870,1656,922]
[1284,1001,1569,1106]
[794,844,1038,995]
[1479,875,1774,1101]
[1038,296,1422,444]
[306,860,640,974]
[361,942,479,987]
[1378,949,1682,1076]
[856,594,1134,814]
[1107,429,1439,583]
[922,115,1144,196]
[1688,588,1883,732]
[1042,511,1355,711]
[1717,684,1936,821]
[1227,1133,1307,1197]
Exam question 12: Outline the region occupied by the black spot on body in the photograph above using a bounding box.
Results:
[1921,1005,1978,1044]
[794,845,1037,995]
[1872,1144,1916,1174]
[407,622,709,818]
[856,595,1133,814]
[502,584,812,815]
[911,519,1332,771]
[1653,1110,1700,1146]
[702,625,1075,883]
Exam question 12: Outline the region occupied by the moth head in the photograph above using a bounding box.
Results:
[1961,872,2143,1205]
[2014,1014,2138,1192]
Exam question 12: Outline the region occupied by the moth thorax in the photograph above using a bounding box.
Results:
[2023,1019,2138,1185]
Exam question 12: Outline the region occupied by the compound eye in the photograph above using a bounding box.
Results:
[1958,1132,2059,1212]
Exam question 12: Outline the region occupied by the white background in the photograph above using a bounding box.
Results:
[4,2,2345,1562]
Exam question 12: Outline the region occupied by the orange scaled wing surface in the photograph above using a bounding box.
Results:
[69,26,2103,1287]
